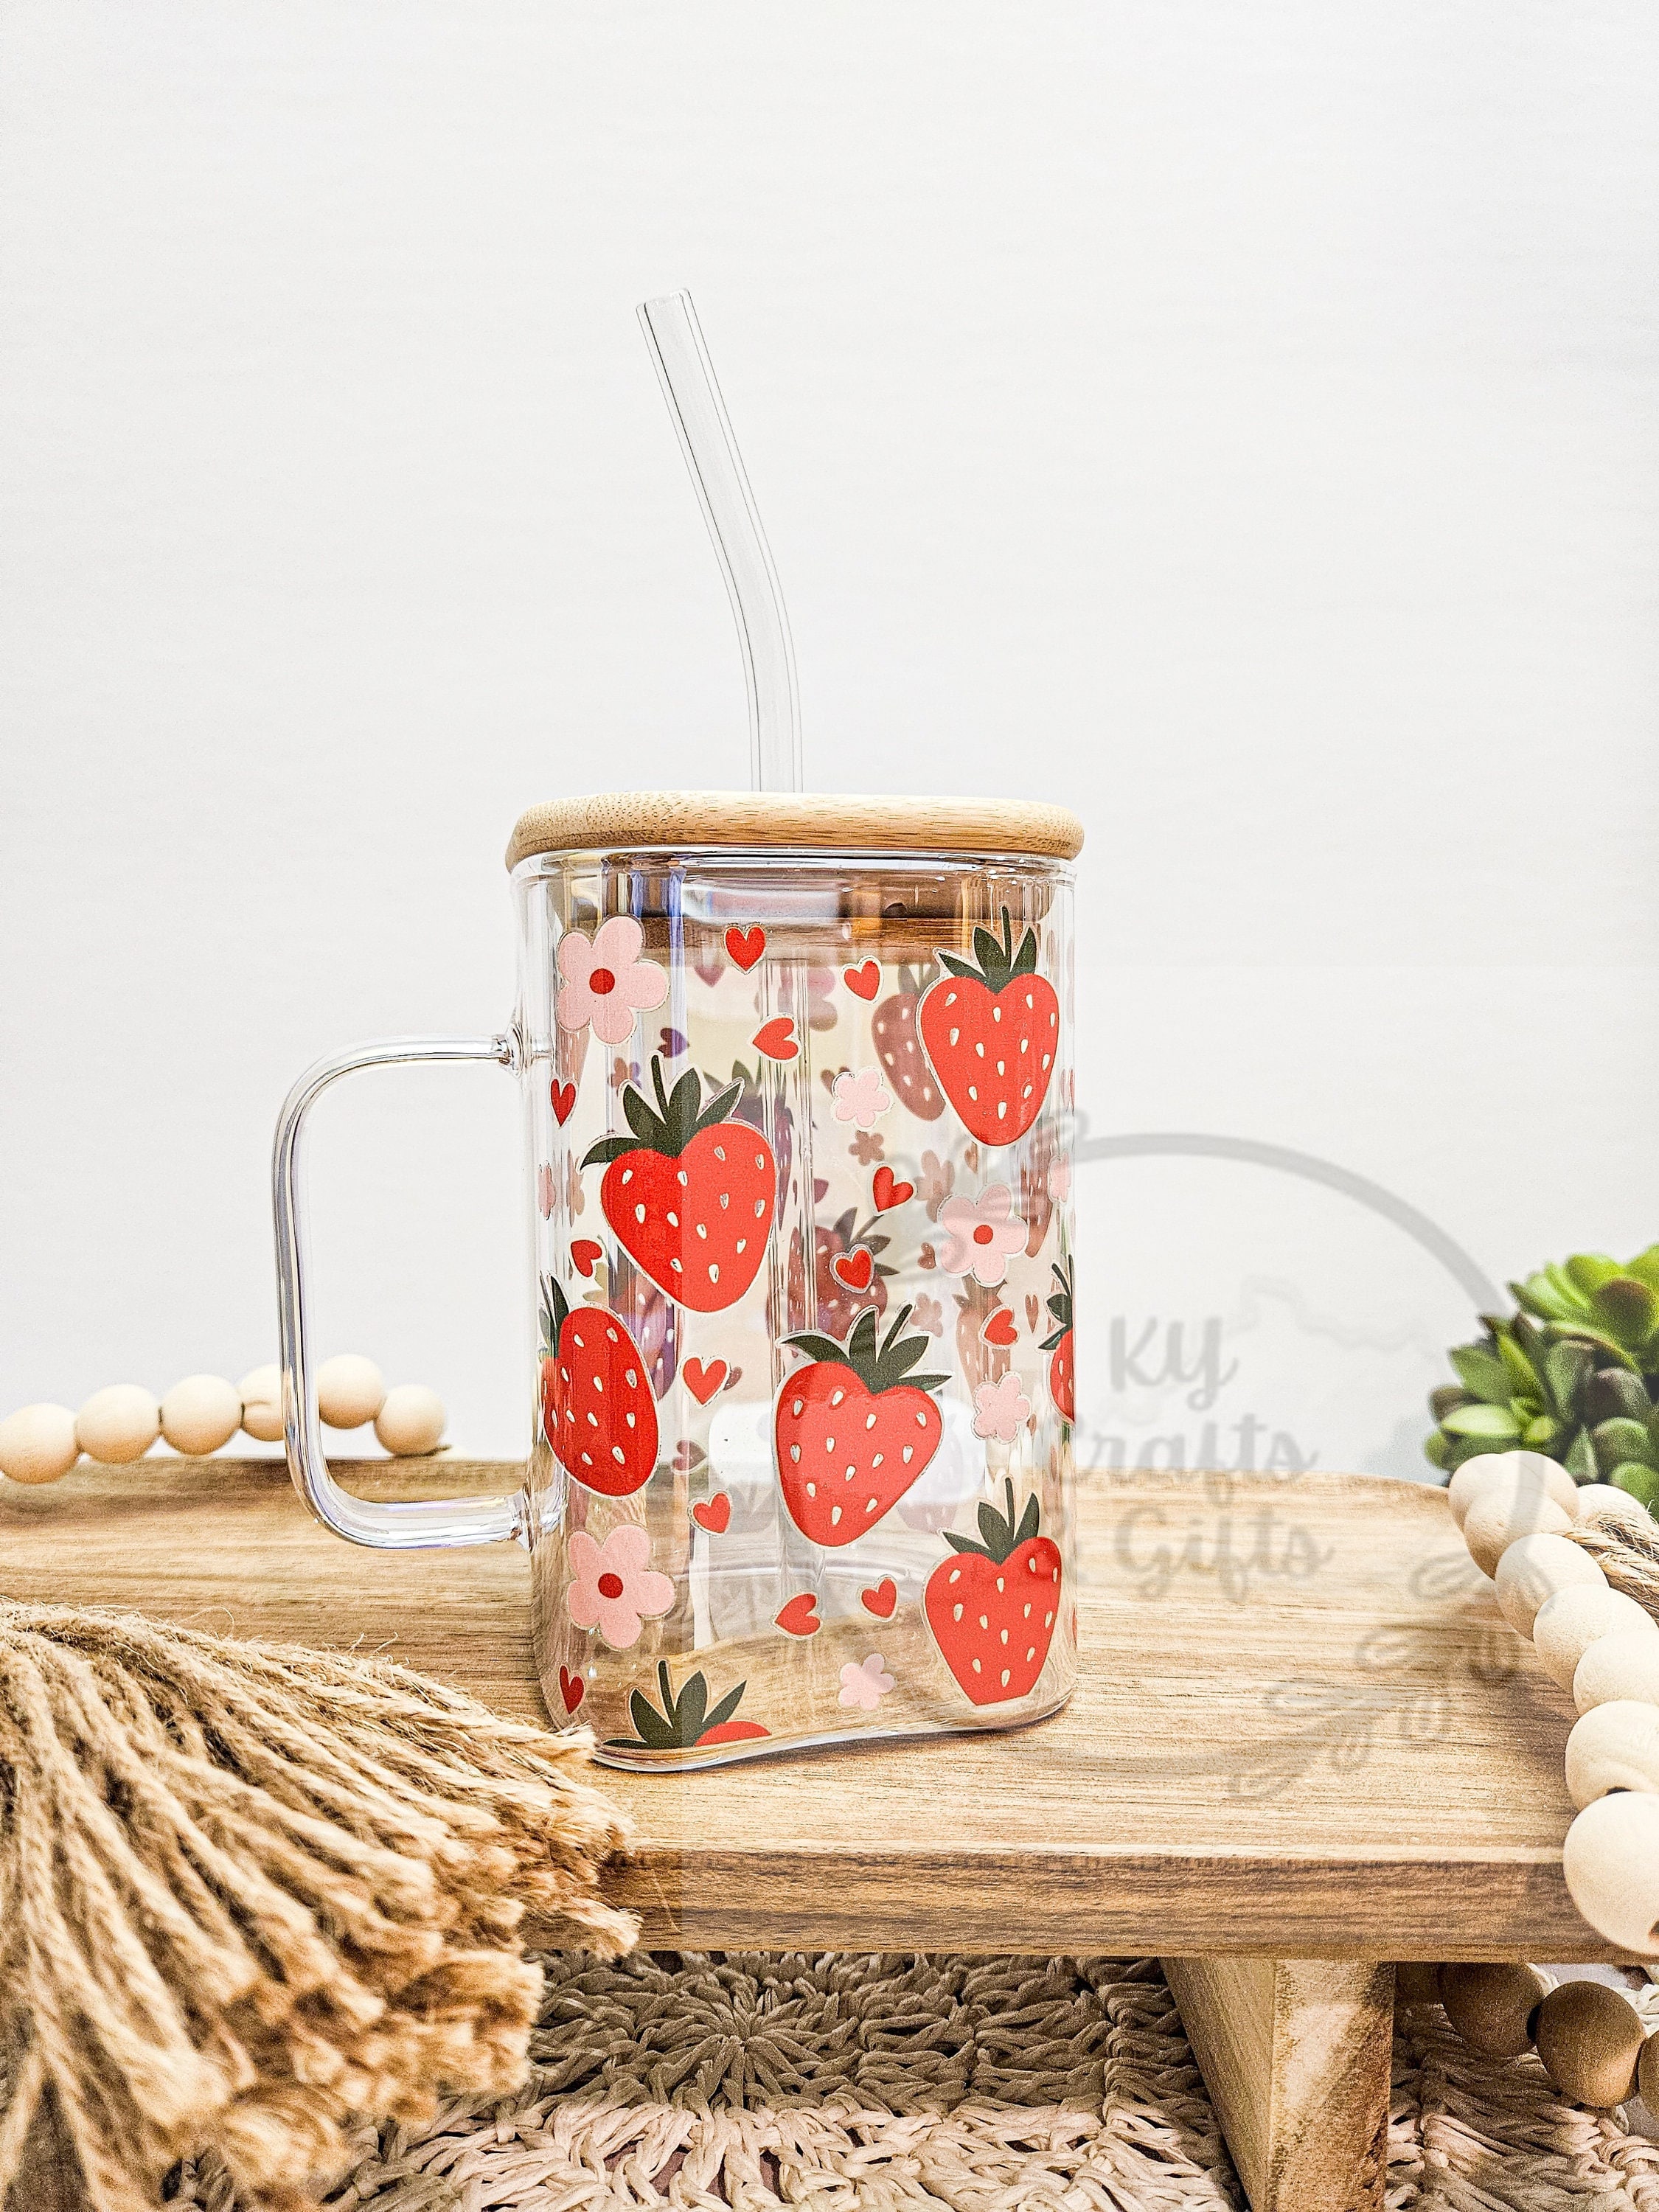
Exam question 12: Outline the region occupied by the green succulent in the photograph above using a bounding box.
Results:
[1426,1248,1659,1512]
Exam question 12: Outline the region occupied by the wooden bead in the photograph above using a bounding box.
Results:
[1532,1978,1646,2106]
[74,1384,161,1465]
[0,1403,80,1486]
[1495,1532,1604,1638]
[1637,2028,1659,2111]
[1565,1700,1659,1809]
[1393,1962,1443,2007]
[1464,1481,1573,1576]
[1534,1584,1657,1694]
[374,1385,446,1458]
[1572,1482,1652,1534]
[1439,1962,1549,2057]
[237,1366,285,1444]
[1562,1792,1659,1954]
[1574,1630,1659,1715]
[316,1354,386,1430]
[160,1374,242,1457]
[1449,1450,1577,1530]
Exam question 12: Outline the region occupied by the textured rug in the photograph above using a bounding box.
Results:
[161,1952,1659,2211]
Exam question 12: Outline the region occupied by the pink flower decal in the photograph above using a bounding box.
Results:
[565,1523,675,1649]
[937,1183,1028,1287]
[557,917,669,1046]
[838,1652,896,1711]
[537,1162,556,1220]
[831,1068,892,1130]
[1047,1158,1071,1203]
[973,1370,1032,1444]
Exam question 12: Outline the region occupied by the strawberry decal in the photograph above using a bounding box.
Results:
[605,1660,769,1751]
[540,1274,658,1496]
[917,908,1059,1146]
[582,1056,776,1312]
[872,965,945,1121]
[1041,1256,1075,1422]
[925,1479,1062,1705]
[774,1304,948,1547]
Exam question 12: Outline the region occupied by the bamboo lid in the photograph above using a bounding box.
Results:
[506,790,1084,871]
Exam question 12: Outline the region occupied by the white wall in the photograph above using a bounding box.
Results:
[3,4,1655,1470]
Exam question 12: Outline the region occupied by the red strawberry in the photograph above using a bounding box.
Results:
[583,1056,776,1312]
[774,1304,948,1547]
[917,909,1059,1145]
[605,1660,769,1750]
[1040,1257,1075,1422]
[872,968,945,1120]
[925,1479,1062,1705]
[539,1275,658,1496]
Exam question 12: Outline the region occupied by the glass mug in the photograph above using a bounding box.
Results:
[275,791,1083,1770]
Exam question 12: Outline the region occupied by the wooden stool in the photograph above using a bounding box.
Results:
[1,1459,1609,2212]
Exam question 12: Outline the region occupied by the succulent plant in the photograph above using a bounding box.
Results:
[1426,1248,1659,1509]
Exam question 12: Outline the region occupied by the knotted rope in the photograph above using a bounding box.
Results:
[0,1603,632,2212]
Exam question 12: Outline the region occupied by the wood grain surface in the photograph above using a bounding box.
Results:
[504,789,1085,868]
[0,1457,1605,1959]
[1164,1957,1392,2212]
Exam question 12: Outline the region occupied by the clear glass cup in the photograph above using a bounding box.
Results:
[274,799,1080,1770]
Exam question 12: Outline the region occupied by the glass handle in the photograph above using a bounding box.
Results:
[272,1032,529,1550]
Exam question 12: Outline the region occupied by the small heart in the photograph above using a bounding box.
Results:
[872,1166,914,1212]
[558,1666,585,1714]
[723,1365,742,1391]
[775,1593,821,1638]
[860,1577,897,1620]
[831,1247,874,1294]
[684,1356,728,1406]
[550,1079,577,1126]
[1026,1293,1041,1332]
[692,1492,732,1535]
[844,960,880,1000]
[981,1307,1018,1348]
[571,1239,603,1279]
[658,1026,688,1060]
[753,1016,799,1062]
[726,925,766,971]
[672,1439,708,1474]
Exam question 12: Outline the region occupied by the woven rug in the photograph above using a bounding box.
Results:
[161,1952,1659,2212]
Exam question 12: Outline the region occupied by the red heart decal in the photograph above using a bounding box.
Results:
[860,1577,897,1620]
[981,1307,1018,1347]
[550,1079,577,1126]
[571,1239,603,1279]
[872,1166,914,1212]
[692,1492,732,1534]
[684,1357,728,1406]
[775,1593,821,1638]
[831,1247,874,1293]
[753,1016,799,1061]
[726,925,766,971]
[844,960,880,1000]
[558,1666,585,1714]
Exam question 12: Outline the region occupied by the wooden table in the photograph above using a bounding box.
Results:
[0,1456,1600,2212]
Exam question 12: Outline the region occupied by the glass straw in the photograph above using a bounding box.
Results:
[637,291,803,795]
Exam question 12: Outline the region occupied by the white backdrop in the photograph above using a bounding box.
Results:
[3,4,1656,1468]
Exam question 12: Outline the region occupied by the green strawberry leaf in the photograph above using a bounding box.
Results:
[675,1671,708,1747]
[701,1682,746,1735]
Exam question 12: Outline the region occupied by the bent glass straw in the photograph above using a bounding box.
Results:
[638,291,803,795]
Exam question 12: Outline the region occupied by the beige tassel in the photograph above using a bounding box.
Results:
[0,1601,633,2211]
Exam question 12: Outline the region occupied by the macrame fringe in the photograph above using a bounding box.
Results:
[0,1602,633,2212]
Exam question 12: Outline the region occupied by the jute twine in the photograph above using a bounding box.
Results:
[162,1952,1659,2211]
[1572,1514,1659,1620]
[0,1603,633,2212]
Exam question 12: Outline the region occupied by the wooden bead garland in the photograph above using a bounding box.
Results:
[1399,1962,1658,2110]
[0,1355,447,1486]
[1448,1448,1659,1972]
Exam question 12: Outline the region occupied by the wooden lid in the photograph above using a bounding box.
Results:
[506,790,1084,870]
